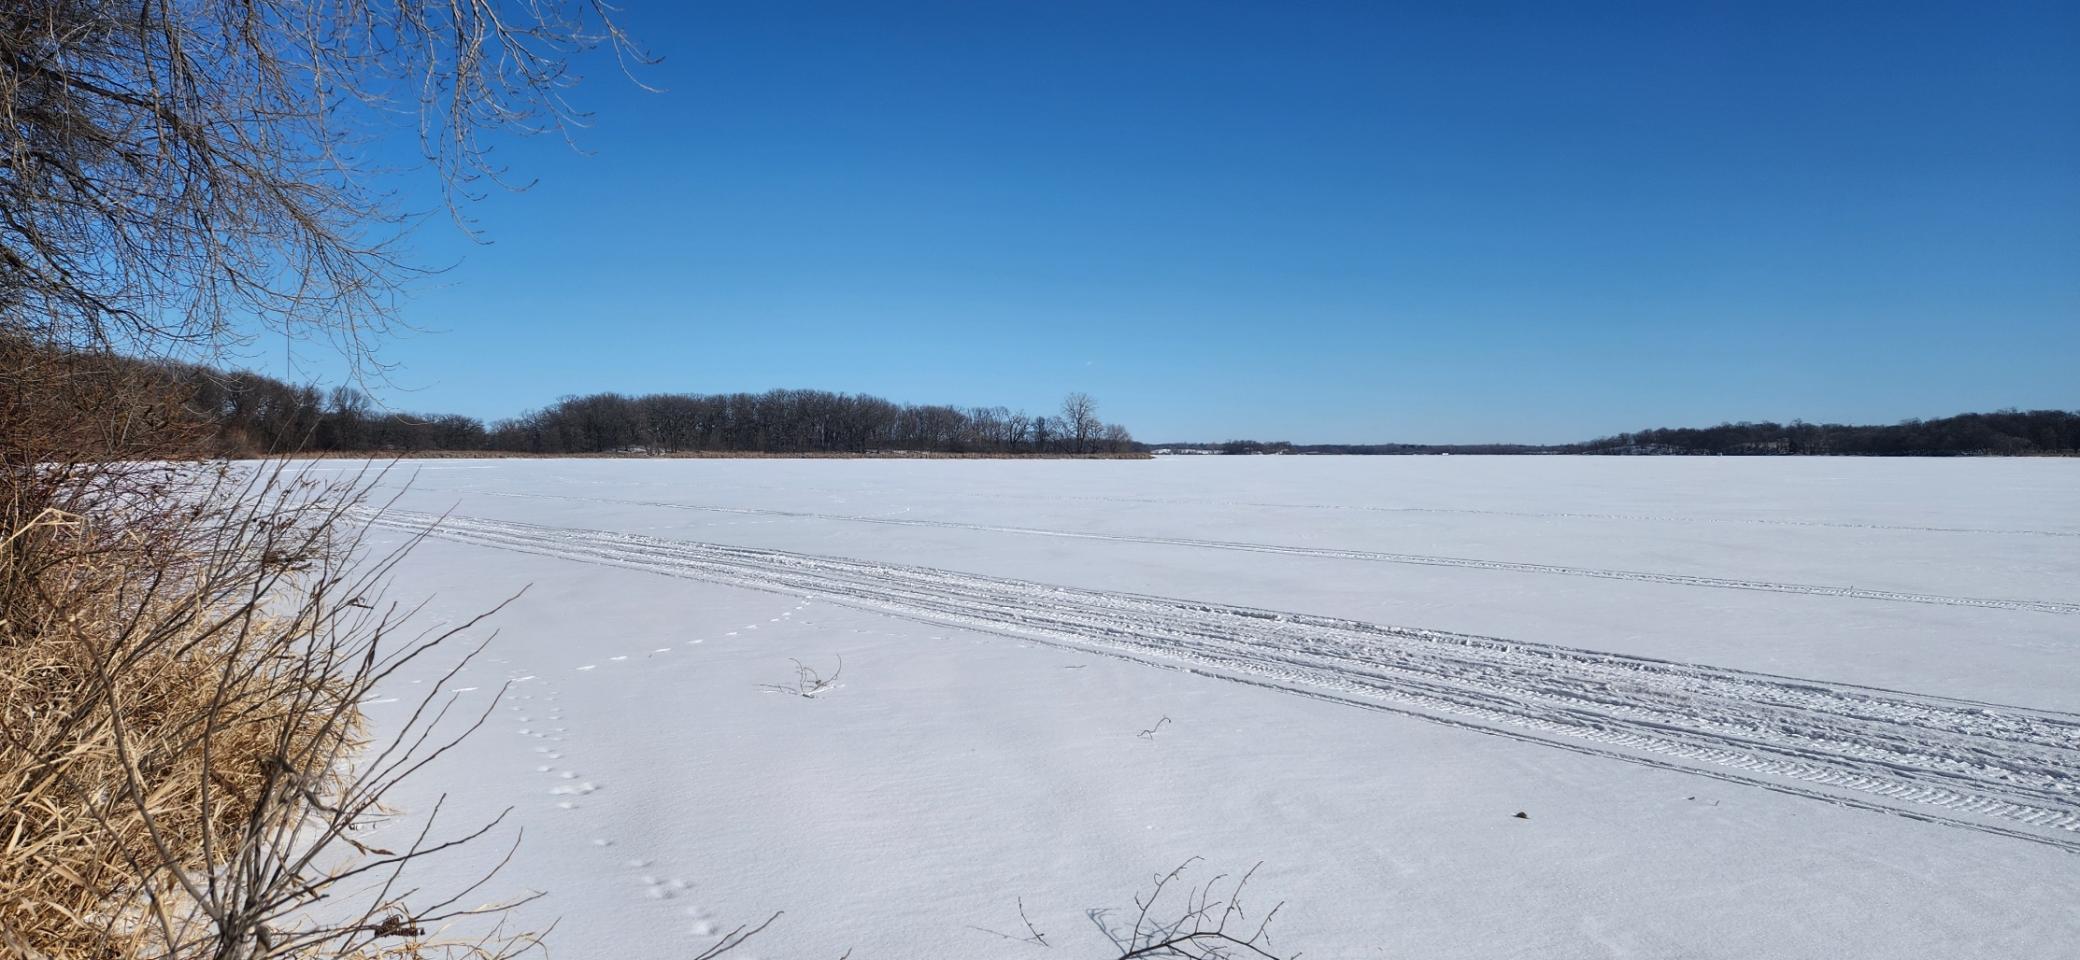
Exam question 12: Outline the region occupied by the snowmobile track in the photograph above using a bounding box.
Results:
[367,509,2080,852]
[469,491,2080,616]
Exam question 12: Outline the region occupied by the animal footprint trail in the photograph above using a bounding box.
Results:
[512,677,586,803]
[368,509,2080,852]
[504,666,701,927]
[639,875,691,900]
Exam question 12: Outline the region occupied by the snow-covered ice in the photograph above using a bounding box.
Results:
[326,456,2080,958]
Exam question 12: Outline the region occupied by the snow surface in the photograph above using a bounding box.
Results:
[316,456,2080,958]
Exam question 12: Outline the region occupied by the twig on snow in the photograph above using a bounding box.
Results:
[1137,716,1172,741]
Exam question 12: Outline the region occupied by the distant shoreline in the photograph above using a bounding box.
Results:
[270,449,1155,461]
[257,449,2080,462]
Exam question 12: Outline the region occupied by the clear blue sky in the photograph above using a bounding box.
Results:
[291,0,2079,444]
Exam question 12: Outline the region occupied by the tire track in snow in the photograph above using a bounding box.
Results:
[368,509,2080,852]
[470,491,2080,616]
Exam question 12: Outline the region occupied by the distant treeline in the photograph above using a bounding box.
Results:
[483,389,1134,455]
[17,345,2072,459]
[1166,409,2080,458]
[1568,410,2080,456]
[59,350,1138,456]
[1154,440,1553,456]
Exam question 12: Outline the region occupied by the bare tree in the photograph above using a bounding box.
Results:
[1062,393,1101,454]
[323,386,373,449]
[1005,410,1035,452]
[1,0,646,371]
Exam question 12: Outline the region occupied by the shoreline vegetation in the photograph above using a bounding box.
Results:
[32,348,2078,461]
[3,2,684,956]
[37,348,1143,458]
[1160,408,2080,458]
[276,449,1157,460]
[21,347,2074,461]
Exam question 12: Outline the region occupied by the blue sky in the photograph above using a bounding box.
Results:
[285,0,2079,443]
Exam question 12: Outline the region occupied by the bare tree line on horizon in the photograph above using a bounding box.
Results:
[38,349,1139,457]
[486,388,1136,455]
[1157,408,2080,458]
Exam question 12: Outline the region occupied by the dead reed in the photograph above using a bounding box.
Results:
[1,457,530,960]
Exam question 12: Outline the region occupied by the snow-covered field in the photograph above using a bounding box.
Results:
[322,456,2080,959]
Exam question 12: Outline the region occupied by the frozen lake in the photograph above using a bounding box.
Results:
[328,456,2080,958]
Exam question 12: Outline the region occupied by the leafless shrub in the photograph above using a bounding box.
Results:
[761,656,843,699]
[1094,859,1293,960]
[0,458,554,959]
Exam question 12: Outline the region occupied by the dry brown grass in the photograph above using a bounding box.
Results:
[0,343,771,959]
[0,458,532,960]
